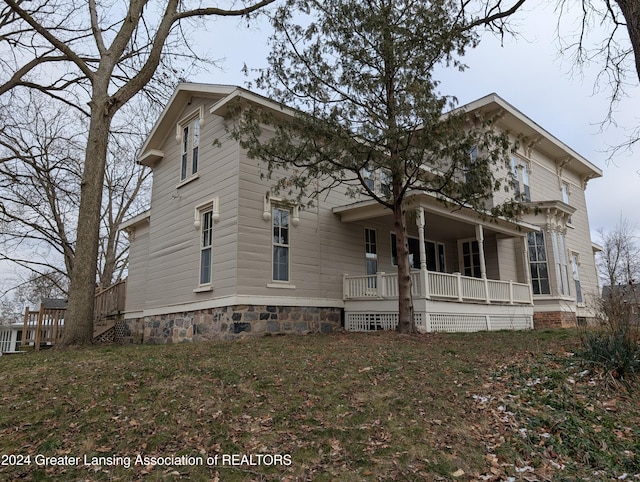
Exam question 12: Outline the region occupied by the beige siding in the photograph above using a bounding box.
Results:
[124,221,149,313]
[127,87,601,320]
[141,97,240,310]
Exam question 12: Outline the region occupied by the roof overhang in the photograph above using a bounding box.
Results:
[137,83,239,165]
[120,210,150,232]
[457,94,602,182]
[333,191,539,237]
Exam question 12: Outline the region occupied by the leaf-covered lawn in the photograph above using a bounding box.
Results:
[0,329,637,481]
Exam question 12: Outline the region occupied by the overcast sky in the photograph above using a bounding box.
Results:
[193,0,640,241]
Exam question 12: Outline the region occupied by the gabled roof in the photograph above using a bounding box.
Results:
[138,84,603,184]
[138,83,236,165]
[137,83,293,166]
[458,93,602,181]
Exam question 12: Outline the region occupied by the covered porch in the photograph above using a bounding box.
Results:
[334,191,537,333]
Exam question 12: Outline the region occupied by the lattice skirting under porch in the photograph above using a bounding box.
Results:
[345,312,532,333]
[93,327,115,344]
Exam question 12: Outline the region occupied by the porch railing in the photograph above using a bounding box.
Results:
[343,270,532,305]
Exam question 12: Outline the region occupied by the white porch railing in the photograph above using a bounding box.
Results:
[343,270,532,305]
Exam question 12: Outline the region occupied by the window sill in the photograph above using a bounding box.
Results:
[177,173,199,189]
[267,282,296,289]
[193,285,213,293]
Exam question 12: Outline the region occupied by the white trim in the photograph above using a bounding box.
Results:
[124,295,344,319]
[267,283,297,289]
[120,211,150,231]
[390,232,445,272]
[193,285,213,293]
[176,173,199,189]
[194,197,220,228]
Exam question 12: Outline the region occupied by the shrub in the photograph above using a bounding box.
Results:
[579,286,640,384]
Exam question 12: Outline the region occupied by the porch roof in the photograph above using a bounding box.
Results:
[332,190,539,238]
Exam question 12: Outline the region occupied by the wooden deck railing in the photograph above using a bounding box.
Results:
[10,279,127,351]
[343,270,532,305]
[94,279,127,323]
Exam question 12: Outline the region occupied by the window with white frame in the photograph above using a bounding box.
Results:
[464,146,479,184]
[527,231,550,295]
[177,107,203,182]
[199,209,213,285]
[361,167,391,197]
[561,182,572,224]
[511,156,531,201]
[460,239,481,278]
[391,233,445,272]
[365,228,378,275]
[552,231,571,296]
[272,206,290,282]
[571,252,583,303]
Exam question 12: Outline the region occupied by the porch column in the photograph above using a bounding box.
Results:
[416,207,430,299]
[522,234,534,304]
[475,224,487,279]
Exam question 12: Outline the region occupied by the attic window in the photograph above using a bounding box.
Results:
[176,105,205,183]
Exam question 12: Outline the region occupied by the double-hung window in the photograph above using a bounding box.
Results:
[464,146,479,184]
[178,107,203,182]
[272,207,290,282]
[571,253,583,303]
[361,167,391,197]
[527,231,550,295]
[199,209,213,285]
[561,182,572,224]
[511,157,531,201]
[365,229,378,275]
[552,231,570,296]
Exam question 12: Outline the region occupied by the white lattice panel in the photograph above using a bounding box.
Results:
[346,312,425,332]
[429,314,488,333]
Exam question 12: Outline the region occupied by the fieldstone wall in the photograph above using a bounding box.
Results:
[120,305,343,344]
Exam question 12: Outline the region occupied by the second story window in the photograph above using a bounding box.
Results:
[361,167,391,198]
[561,182,572,224]
[511,157,531,201]
[180,118,200,180]
[192,119,200,175]
[177,106,204,183]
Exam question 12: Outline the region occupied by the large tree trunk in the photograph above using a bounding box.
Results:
[616,0,640,83]
[60,102,112,346]
[393,202,415,334]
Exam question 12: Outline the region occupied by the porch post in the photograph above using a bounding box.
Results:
[416,207,430,299]
[521,234,534,305]
[475,224,490,303]
[475,224,487,279]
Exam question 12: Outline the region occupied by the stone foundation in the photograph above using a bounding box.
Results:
[121,305,343,344]
[533,311,577,329]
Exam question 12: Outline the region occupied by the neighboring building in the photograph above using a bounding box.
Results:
[120,83,602,343]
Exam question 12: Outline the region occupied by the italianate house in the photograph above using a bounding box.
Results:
[120,83,602,343]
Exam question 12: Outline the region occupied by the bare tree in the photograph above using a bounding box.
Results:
[557,0,640,152]
[0,0,276,346]
[0,92,152,294]
[0,92,81,284]
[597,216,640,288]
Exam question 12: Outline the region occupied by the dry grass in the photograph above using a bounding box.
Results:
[0,329,637,481]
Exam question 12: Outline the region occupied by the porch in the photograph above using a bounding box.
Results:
[343,269,534,332]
